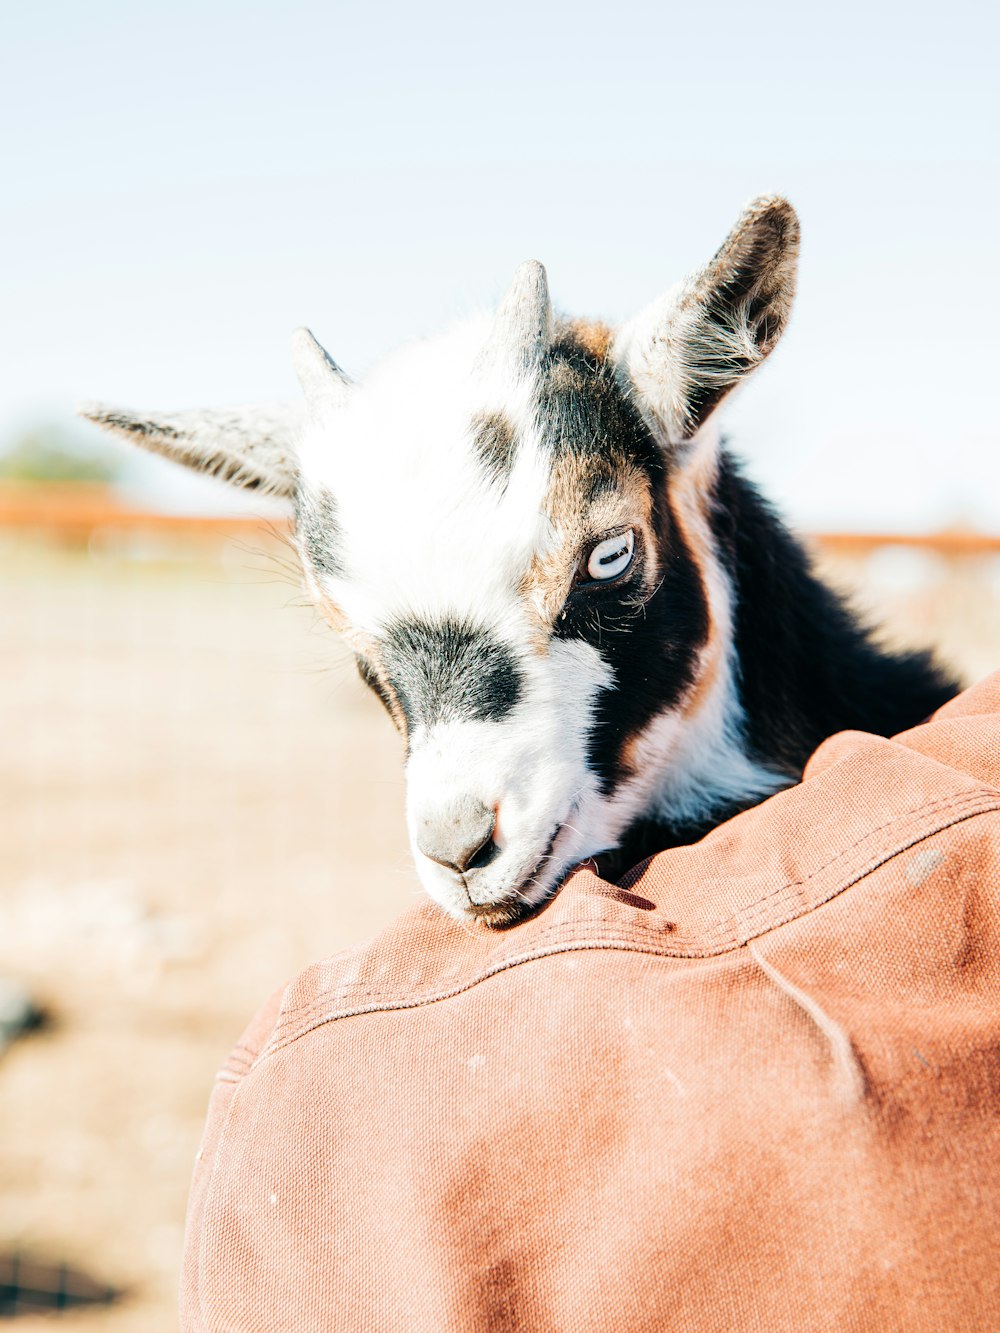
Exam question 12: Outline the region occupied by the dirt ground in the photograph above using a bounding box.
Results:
[1,532,416,1328]
[1,529,998,1329]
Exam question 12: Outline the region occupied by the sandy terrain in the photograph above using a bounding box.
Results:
[1,529,998,1328]
[1,533,415,1328]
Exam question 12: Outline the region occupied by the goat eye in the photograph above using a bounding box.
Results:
[585,529,635,582]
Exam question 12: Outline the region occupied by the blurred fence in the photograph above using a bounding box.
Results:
[3,479,999,680]
[0,1252,119,1318]
[1,482,999,1331]
[4,480,1000,552]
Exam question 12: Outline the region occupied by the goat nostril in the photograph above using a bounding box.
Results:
[464,836,499,873]
[416,800,500,876]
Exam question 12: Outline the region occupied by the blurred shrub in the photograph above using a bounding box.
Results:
[0,424,124,484]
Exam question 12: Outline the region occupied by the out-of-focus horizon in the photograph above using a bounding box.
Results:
[3,0,998,531]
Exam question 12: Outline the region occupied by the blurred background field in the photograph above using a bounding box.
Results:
[1,484,998,1328]
[0,496,414,1327]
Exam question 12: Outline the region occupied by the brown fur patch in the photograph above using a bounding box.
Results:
[613,451,723,779]
[667,446,724,721]
[518,452,658,638]
[562,319,614,363]
[617,727,645,778]
[299,561,350,634]
[317,597,349,634]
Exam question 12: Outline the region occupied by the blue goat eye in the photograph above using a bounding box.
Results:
[586,529,635,582]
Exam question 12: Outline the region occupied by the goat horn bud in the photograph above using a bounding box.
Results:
[479,260,553,376]
[292,328,352,414]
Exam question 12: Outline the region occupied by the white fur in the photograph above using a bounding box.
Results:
[298,317,550,639]
[613,283,763,447]
[405,639,612,916]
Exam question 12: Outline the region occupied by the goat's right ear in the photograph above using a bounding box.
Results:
[614,195,799,448]
[78,402,302,498]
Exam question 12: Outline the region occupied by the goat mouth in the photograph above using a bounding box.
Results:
[466,812,575,929]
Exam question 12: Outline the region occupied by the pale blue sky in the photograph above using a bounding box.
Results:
[2,0,998,528]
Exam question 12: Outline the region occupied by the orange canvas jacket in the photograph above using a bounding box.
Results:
[182,673,1000,1331]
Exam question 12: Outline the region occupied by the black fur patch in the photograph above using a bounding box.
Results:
[295,483,343,578]
[529,325,958,856]
[553,486,708,795]
[378,617,523,732]
[538,325,661,475]
[471,410,517,487]
[708,449,959,773]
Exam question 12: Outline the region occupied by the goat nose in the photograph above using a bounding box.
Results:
[416,798,498,875]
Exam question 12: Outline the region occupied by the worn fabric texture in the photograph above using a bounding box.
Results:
[182,673,1000,1332]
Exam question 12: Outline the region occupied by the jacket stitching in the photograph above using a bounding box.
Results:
[273,789,994,1018]
[257,794,1000,1058]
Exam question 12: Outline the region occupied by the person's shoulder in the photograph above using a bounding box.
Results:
[231,667,1000,1070]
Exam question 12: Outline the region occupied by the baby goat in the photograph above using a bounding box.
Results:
[84,196,957,925]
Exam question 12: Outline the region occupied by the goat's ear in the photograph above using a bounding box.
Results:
[615,195,799,447]
[78,402,301,498]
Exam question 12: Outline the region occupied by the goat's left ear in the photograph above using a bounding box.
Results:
[614,195,799,448]
[79,402,301,497]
